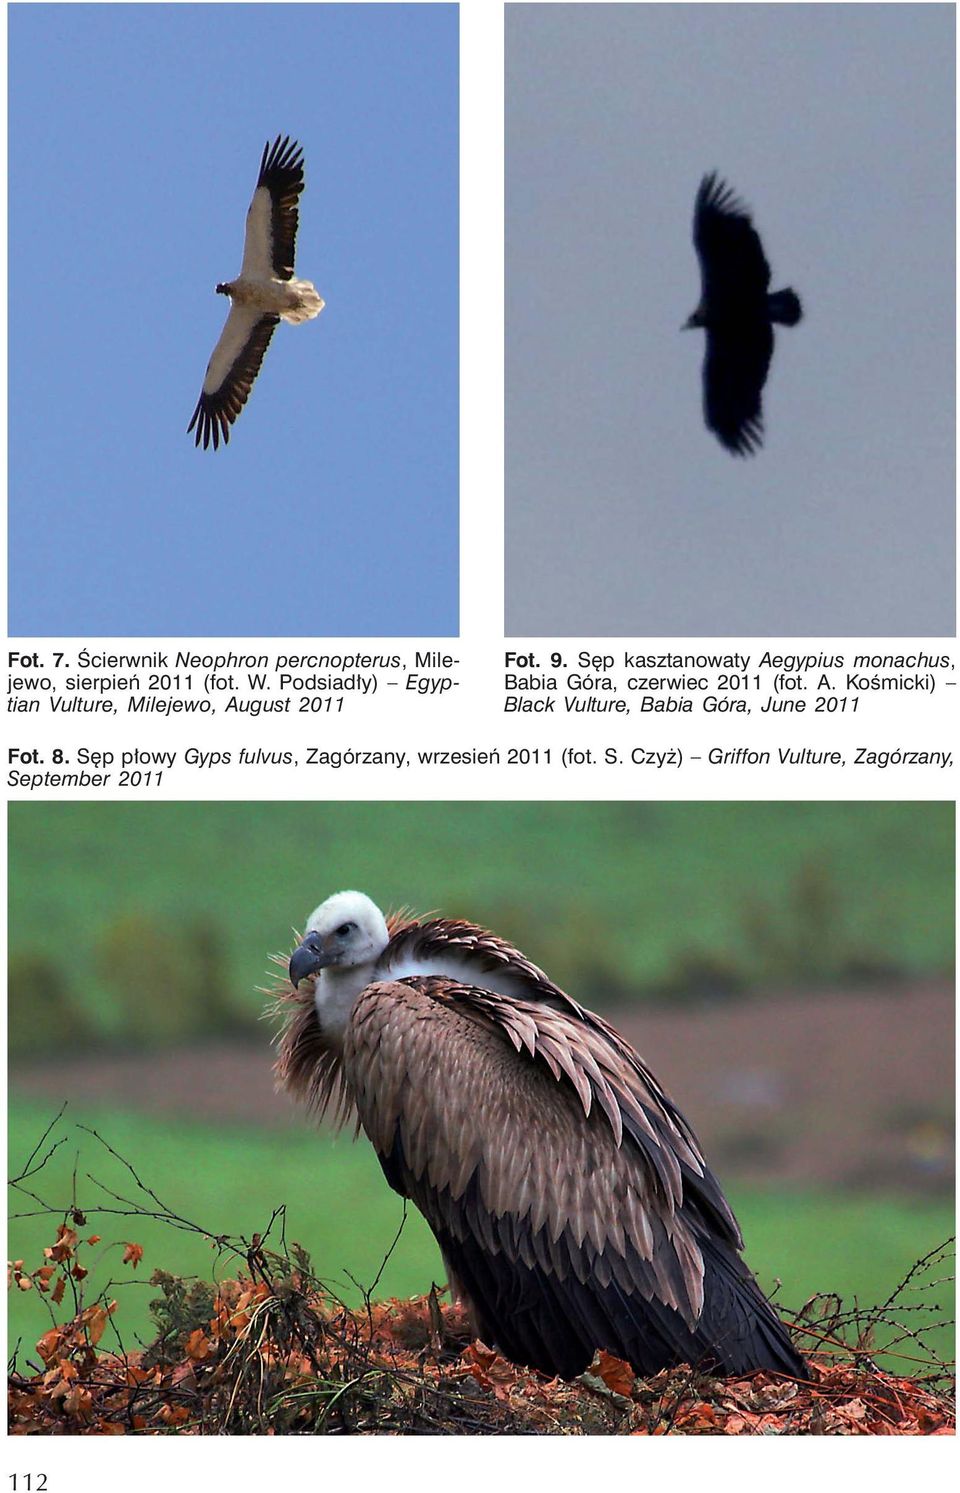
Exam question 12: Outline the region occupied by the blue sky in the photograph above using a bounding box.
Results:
[506,3,955,636]
[9,4,458,636]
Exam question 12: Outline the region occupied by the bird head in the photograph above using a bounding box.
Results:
[215,282,231,297]
[289,890,390,987]
[682,307,706,331]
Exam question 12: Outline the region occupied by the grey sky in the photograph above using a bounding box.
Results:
[506,4,955,636]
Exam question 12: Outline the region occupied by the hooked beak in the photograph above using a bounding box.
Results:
[289,930,332,987]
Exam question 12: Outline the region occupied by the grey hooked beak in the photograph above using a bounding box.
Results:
[289,931,330,987]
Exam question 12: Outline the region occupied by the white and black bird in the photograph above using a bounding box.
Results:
[188,136,324,450]
[277,891,806,1382]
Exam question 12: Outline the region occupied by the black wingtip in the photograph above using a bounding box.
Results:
[259,134,304,185]
[187,396,229,451]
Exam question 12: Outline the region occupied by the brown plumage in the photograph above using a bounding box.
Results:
[275,891,805,1382]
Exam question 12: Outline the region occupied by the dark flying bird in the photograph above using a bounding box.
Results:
[188,136,324,450]
[684,172,802,455]
[278,891,806,1381]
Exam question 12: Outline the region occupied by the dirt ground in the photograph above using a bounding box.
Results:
[10,981,954,1191]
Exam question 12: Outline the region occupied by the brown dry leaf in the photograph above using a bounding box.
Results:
[51,1277,66,1306]
[36,1328,63,1364]
[158,1403,191,1426]
[595,1350,635,1397]
[62,1384,93,1416]
[82,1304,110,1346]
[122,1242,144,1268]
[724,1414,747,1435]
[185,1328,214,1361]
[677,1401,719,1430]
[87,1235,102,1245]
[462,1342,520,1401]
[49,1225,79,1262]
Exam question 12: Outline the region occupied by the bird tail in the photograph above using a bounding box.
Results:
[695,1231,807,1378]
[768,287,802,326]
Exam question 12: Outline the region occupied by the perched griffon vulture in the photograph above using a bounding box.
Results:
[188,136,324,450]
[684,173,802,455]
[277,891,805,1381]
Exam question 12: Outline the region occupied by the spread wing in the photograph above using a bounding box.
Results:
[345,977,801,1380]
[693,172,771,306]
[241,135,305,281]
[702,321,773,456]
[187,306,279,450]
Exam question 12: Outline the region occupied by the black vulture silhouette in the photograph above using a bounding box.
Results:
[684,173,802,455]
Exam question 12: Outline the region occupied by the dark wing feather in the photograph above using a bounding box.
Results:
[385,918,742,1241]
[386,917,586,1014]
[249,135,305,280]
[187,309,279,450]
[693,172,771,304]
[702,320,773,456]
[345,976,804,1380]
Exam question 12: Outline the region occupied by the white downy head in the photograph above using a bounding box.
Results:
[290,891,391,1044]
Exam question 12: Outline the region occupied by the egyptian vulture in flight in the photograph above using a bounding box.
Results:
[277,891,806,1381]
[188,136,323,450]
[684,173,802,455]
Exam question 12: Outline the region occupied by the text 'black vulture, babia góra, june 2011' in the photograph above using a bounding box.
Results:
[684,173,802,456]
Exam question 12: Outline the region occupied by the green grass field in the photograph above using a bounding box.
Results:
[9,1101,953,1375]
[8,801,955,1053]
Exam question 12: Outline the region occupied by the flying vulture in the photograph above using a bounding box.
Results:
[277,891,806,1381]
[188,136,323,450]
[684,172,802,455]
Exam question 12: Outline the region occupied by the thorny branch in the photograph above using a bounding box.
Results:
[7,1110,956,1436]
